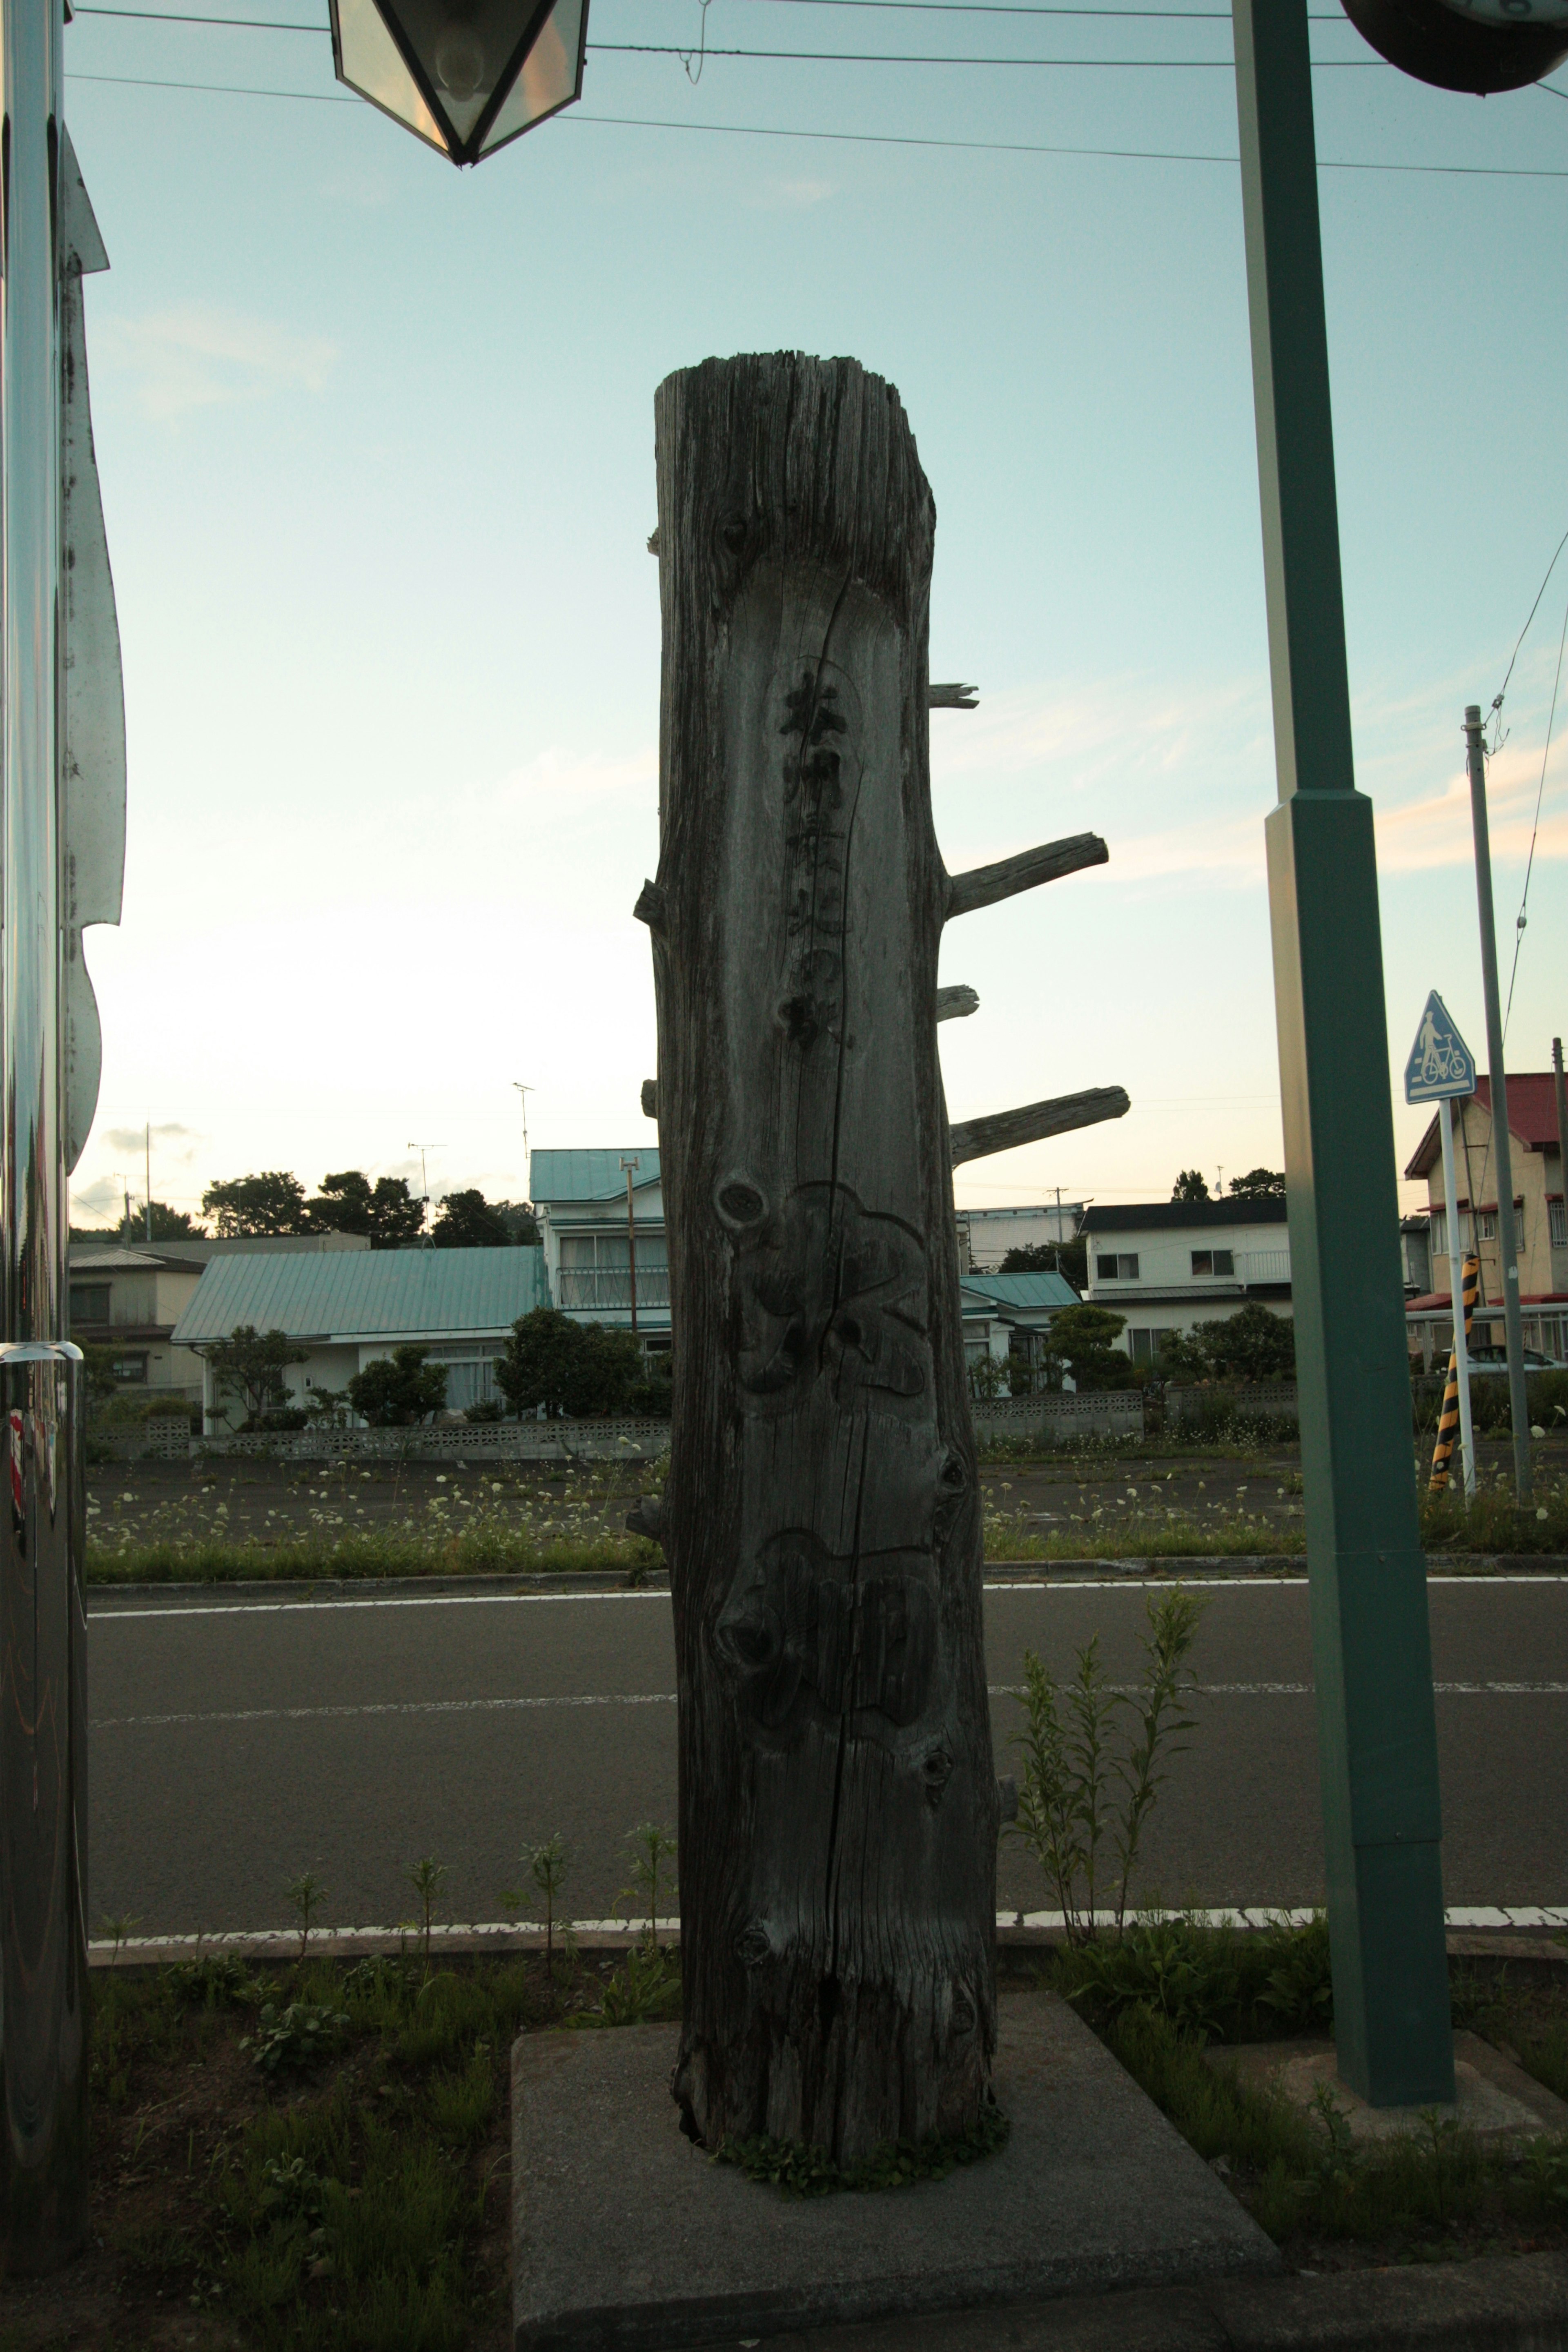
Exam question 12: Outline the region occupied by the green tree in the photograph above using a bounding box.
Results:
[79,1343,121,1408]
[1195,1302,1295,1381]
[1226,1167,1287,1203]
[493,1199,541,1246]
[496,1308,643,1420]
[431,1188,513,1248]
[307,1170,425,1250]
[347,1345,448,1426]
[1171,1169,1211,1203]
[202,1172,310,1237]
[998,1238,1086,1293]
[121,1199,205,1240]
[1045,1303,1138,1392]
[203,1325,310,1427]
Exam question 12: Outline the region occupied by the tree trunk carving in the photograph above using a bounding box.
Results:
[644,353,998,2167]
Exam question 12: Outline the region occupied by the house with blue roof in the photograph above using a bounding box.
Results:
[529,1148,670,1358]
[170,1245,550,1427]
[957,1268,1080,1381]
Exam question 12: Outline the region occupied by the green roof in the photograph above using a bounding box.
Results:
[530,1150,661,1204]
[170,1247,549,1346]
[959,1272,1079,1312]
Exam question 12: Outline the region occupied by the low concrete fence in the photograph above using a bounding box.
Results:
[972,1392,1146,1443]
[1163,1383,1298,1428]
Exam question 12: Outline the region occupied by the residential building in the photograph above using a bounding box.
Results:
[69,1230,370,1408]
[170,1246,549,1426]
[1403,1074,1568,1365]
[530,1149,670,1360]
[958,1269,1079,1376]
[1079,1200,1293,1363]
[955,1200,1082,1274]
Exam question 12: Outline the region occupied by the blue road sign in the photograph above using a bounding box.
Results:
[1404,991,1476,1105]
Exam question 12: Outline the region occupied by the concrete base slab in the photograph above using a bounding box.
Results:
[511,1991,1279,2352]
[1208,2031,1568,2145]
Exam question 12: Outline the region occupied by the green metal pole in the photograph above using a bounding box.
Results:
[1230,0,1454,2106]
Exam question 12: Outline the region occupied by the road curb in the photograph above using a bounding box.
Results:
[81,1556,1568,1601]
[736,2251,1568,2351]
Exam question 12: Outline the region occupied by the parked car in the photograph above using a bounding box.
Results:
[1466,1345,1567,1373]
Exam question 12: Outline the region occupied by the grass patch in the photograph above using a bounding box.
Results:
[1046,1912,1335,2042]
[1103,1999,1568,2253]
[716,2100,1010,2197]
[86,1525,662,1585]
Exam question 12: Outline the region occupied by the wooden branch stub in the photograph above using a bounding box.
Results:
[929,682,978,708]
[949,1084,1130,1166]
[936,985,980,1023]
[946,833,1107,921]
[647,527,661,555]
[633,879,666,933]
[626,1494,666,1545]
[641,1079,659,1120]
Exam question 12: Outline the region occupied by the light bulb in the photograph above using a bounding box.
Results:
[434,27,486,99]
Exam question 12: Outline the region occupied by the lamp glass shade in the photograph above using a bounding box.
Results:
[478,0,587,155]
[331,0,586,163]
[333,0,447,151]
[1341,0,1568,86]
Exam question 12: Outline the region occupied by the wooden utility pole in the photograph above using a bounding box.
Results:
[637,352,1126,2164]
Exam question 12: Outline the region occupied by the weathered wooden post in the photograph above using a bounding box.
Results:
[637,352,1127,2166]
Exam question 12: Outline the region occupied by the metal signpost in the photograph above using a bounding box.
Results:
[1230,0,1454,2105]
[1405,992,1478,1500]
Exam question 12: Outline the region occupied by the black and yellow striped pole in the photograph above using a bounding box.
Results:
[1430,1254,1479,1494]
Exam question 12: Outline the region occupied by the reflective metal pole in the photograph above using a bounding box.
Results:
[0,0,91,2267]
[1463,706,1531,1501]
[1230,0,1454,2105]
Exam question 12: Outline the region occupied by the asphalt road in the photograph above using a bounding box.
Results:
[87,1577,1568,1939]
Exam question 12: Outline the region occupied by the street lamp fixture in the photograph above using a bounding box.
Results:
[1341,0,1568,93]
[329,0,588,165]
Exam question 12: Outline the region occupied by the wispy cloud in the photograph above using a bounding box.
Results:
[932,675,1565,888]
[743,176,836,210]
[98,305,337,420]
[100,1121,200,1160]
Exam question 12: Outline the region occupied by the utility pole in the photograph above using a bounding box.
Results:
[1463,708,1531,1500]
[0,0,90,2264]
[1231,0,1453,2107]
[1437,1099,1476,1501]
[512,1082,533,1196]
[1554,1040,1568,1280]
[619,1156,640,1336]
[144,1121,152,1242]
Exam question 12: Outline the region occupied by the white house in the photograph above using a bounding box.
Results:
[1079,1199,1293,1363]
[170,1245,549,1426]
[530,1148,670,1363]
[956,1200,1082,1274]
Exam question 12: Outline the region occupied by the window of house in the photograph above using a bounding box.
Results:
[111,1353,147,1383]
[1095,1253,1138,1281]
[1127,1327,1178,1364]
[69,1283,110,1323]
[1476,1210,1497,1242]
[1190,1250,1234,1277]
[1429,1209,1447,1260]
[1551,1200,1567,1249]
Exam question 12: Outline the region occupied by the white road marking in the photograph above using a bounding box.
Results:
[85,1571,1568,1622]
[94,1678,1568,1731]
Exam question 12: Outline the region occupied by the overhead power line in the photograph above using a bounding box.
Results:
[63,67,1568,173]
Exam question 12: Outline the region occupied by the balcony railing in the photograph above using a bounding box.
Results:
[1239,1250,1291,1284]
[556,1267,671,1311]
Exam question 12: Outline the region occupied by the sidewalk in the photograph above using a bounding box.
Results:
[694,2253,1568,2352]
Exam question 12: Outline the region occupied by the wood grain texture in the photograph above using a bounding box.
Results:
[946,833,1107,920]
[949,1086,1131,1168]
[648,352,997,2167]
[935,985,980,1023]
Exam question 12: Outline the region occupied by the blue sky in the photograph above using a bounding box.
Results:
[62,0,1566,1227]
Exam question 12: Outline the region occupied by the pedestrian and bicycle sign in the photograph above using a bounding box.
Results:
[1404,991,1476,1105]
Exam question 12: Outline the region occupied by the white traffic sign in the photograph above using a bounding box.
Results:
[1404,991,1476,1105]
